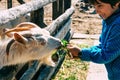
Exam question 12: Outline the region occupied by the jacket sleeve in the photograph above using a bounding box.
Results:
[80,24,120,64]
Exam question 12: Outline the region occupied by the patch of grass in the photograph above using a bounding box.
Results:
[52,44,91,80]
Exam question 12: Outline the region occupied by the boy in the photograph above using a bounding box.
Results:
[67,0,120,80]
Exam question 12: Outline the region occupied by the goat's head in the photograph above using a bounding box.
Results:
[7,32,62,55]
[3,22,62,67]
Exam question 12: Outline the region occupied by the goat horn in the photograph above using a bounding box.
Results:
[5,27,31,34]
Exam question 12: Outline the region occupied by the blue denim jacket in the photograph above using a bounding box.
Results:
[80,8,120,80]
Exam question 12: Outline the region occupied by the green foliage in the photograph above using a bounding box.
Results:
[61,39,68,47]
[57,39,69,55]
[52,40,69,62]
[59,39,69,52]
[65,75,78,80]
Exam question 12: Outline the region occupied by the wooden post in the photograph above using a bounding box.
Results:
[52,0,64,20]
[17,0,25,4]
[64,0,71,11]
[0,64,25,80]
[7,0,12,8]
[30,8,47,28]
[16,0,47,28]
[52,1,57,20]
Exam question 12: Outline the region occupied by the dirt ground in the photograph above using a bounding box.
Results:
[44,2,102,35]
[70,1,102,45]
[72,8,102,34]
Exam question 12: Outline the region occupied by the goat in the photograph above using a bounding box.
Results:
[0,22,62,68]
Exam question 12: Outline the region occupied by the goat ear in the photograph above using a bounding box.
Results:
[13,33,28,44]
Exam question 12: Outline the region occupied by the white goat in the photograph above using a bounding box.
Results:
[0,22,61,68]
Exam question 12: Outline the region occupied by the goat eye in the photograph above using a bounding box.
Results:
[35,34,42,37]
[27,37,34,41]
[36,37,46,45]
[41,40,46,45]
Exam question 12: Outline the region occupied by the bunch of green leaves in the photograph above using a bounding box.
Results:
[52,40,69,62]
[61,39,68,49]
[58,39,69,55]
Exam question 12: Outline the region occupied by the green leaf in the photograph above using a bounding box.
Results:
[52,40,69,60]
[61,39,68,47]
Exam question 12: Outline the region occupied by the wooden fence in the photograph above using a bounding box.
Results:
[0,0,75,80]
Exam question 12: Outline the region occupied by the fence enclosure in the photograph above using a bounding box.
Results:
[0,0,74,80]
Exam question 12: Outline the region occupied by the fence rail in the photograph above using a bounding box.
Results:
[0,0,56,25]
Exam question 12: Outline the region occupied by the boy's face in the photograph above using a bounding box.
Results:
[94,0,119,19]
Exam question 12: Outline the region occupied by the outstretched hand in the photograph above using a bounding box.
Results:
[67,44,81,59]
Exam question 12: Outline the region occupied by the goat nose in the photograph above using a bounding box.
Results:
[57,42,63,49]
[54,38,61,45]
[59,41,62,46]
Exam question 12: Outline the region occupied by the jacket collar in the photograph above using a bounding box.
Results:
[104,8,120,24]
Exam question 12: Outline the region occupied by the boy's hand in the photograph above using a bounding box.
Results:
[67,44,81,59]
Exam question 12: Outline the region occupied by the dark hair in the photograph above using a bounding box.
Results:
[88,0,120,7]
